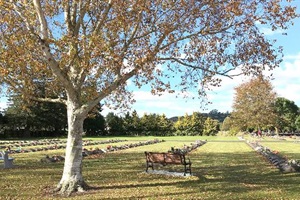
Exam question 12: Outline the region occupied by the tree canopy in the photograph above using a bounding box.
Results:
[1,1,298,107]
[231,75,277,131]
[0,0,298,196]
[274,97,299,132]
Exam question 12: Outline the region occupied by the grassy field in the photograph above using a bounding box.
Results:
[1,136,300,199]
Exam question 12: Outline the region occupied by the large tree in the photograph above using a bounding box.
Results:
[274,97,299,132]
[203,117,220,136]
[174,112,205,135]
[0,0,297,196]
[105,112,124,135]
[231,75,277,131]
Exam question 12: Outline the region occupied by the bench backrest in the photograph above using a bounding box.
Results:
[145,152,184,164]
[146,152,165,164]
[164,153,182,164]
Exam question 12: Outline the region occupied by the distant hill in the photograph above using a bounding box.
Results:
[169,110,230,123]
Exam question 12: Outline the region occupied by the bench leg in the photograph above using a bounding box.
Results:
[146,162,154,172]
[188,164,192,175]
[145,162,149,172]
[183,164,192,176]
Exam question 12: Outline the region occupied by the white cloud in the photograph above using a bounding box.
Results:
[204,66,254,112]
[132,91,201,117]
[155,63,163,71]
[126,79,132,86]
[271,53,300,105]
[255,21,285,36]
[207,52,300,111]
[0,98,8,111]
[260,27,284,36]
[283,53,300,60]
[101,90,204,117]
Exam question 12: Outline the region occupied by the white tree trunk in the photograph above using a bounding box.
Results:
[56,101,88,196]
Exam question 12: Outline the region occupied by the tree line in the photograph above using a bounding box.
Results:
[106,111,223,136]
[1,76,300,138]
[0,97,227,138]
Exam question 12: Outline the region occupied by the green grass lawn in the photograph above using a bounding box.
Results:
[1,136,300,199]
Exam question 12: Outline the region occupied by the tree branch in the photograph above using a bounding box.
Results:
[93,1,112,35]
[71,2,78,30]
[83,27,170,113]
[29,96,67,104]
[3,77,67,104]
[158,57,236,79]
[9,0,34,33]
[63,1,72,33]
[33,0,49,39]
[122,12,142,53]
[83,68,137,113]
[74,0,88,36]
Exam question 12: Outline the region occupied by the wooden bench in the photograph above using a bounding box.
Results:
[144,151,192,176]
[0,151,14,169]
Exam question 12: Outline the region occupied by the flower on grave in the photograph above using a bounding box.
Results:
[272,150,279,154]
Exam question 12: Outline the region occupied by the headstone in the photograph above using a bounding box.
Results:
[3,151,14,169]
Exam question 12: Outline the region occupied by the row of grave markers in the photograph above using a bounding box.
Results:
[246,140,300,173]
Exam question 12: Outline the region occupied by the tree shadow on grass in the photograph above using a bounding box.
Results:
[3,147,299,199]
[185,151,300,197]
[85,150,300,199]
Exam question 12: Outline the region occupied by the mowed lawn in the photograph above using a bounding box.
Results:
[1,137,300,199]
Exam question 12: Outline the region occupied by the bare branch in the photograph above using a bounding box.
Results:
[158,57,235,79]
